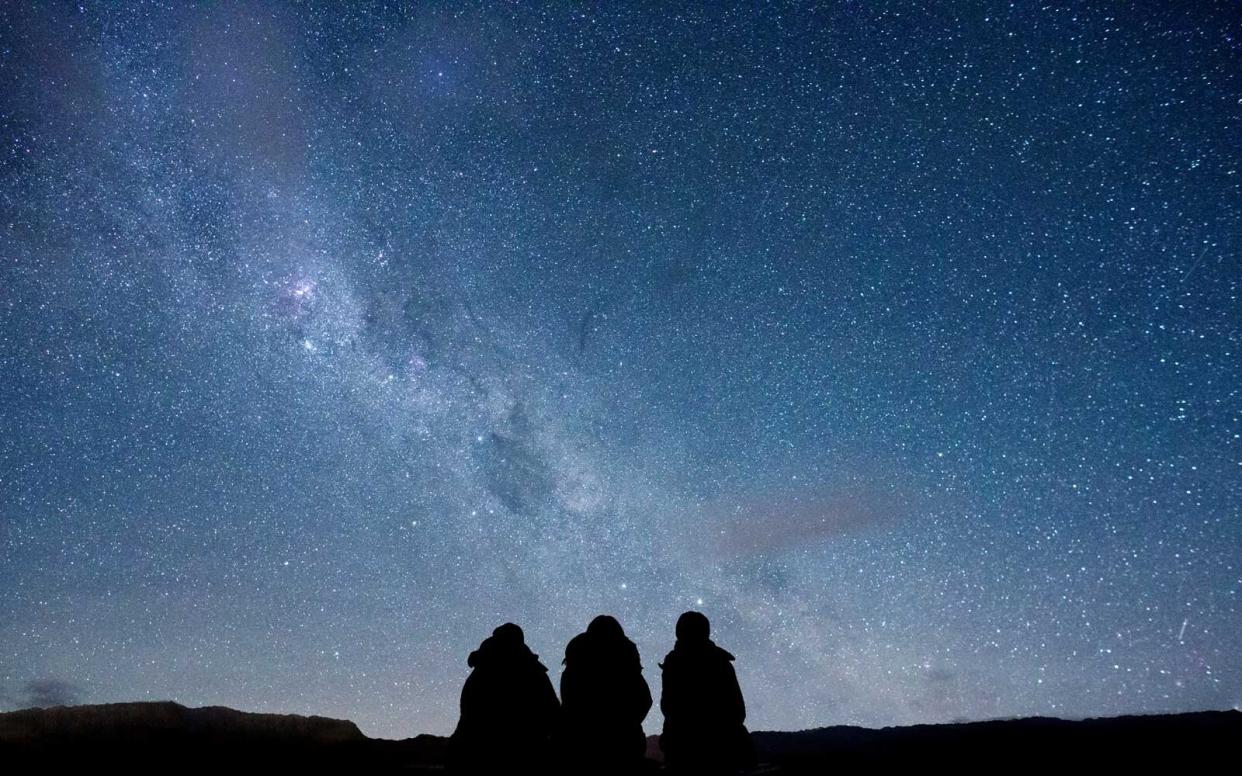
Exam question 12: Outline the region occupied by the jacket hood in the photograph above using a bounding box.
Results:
[664,638,735,664]
[467,634,547,670]
[562,629,642,670]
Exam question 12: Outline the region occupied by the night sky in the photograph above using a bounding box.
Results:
[1,1,1239,740]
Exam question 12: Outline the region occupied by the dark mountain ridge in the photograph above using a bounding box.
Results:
[2,701,1237,773]
[0,701,445,773]
[747,709,1239,771]
[0,700,365,744]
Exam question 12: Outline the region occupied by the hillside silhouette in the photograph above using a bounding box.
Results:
[1,701,1237,773]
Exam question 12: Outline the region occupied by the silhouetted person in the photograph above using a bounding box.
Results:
[448,623,560,774]
[659,612,755,775]
[559,615,653,774]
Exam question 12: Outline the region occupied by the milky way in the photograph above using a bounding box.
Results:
[1,2,1239,738]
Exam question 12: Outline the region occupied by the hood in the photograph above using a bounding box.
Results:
[467,635,546,670]
[562,630,642,670]
[662,638,735,667]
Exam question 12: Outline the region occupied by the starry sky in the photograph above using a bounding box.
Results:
[1,1,1239,740]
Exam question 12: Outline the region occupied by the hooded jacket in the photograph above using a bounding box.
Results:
[559,618,653,769]
[659,637,753,770]
[448,626,560,773]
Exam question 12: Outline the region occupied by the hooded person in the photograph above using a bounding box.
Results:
[558,615,653,773]
[448,623,560,774]
[658,612,755,774]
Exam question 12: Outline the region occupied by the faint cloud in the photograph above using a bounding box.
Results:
[699,484,907,557]
[21,678,83,708]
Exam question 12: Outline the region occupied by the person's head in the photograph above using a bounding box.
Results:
[469,622,527,667]
[492,622,525,647]
[586,614,626,641]
[675,611,710,642]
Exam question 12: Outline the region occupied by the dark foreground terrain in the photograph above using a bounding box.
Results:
[1,701,1237,773]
